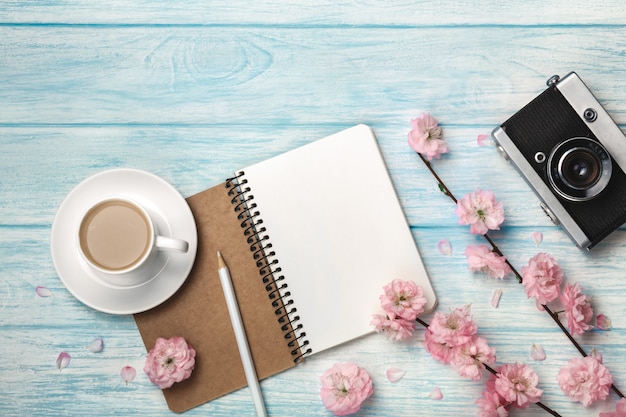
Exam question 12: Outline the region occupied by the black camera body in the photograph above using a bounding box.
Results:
[492,72,626,250]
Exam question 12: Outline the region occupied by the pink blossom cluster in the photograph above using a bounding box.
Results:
[455,190,510,279]
[143,336,196,389]
[370,279,427,341]
[557,355,612,406]
[320,362,373,416]
[372,279,549,415]
[522,253,594,335]
[465,244,511,279]
[456,189,505,235]
[408,113,448,160]
[476,363,543,416]
[522,252,563,305]
[561,282,594,335]
[424,305,496,381]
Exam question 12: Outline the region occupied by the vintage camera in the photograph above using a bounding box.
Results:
[492,72,626,250]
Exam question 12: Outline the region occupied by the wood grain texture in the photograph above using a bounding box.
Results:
[1,1,626,416]
[1,0,625,25]
[2,26,626,126]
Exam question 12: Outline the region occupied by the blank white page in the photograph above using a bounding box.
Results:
[238,124,436,355]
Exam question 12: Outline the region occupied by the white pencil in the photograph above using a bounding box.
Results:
[217,251,268,417]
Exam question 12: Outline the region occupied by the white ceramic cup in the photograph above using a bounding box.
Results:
[77,197,189,287]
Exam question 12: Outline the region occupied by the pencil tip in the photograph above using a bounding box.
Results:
[217,251,226,269]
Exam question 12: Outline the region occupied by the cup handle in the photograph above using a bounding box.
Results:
[155,235,189,253]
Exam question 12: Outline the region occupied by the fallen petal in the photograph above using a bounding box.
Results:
[530,343,546,361]
[531,231,543,246]
[490,289,502,308]
[476,134,492,147]
[437,239,452,256]
[36,286,52,297]
[596,314,612,331]
[429,386,444,400]
[87,338,104,353]
[589,348,603,363]
[121,366,137,386]
[385,367,406,383]
[56,352,70,371]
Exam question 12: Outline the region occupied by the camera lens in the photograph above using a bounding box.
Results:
[560,148,600,189]
[548,137,612,201]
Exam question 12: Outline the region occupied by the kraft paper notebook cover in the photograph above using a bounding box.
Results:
[134,124,437,413]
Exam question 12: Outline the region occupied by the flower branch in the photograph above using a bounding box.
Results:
[480,363,562,417]
[421,152,588,343]
[542,304,625,400]
[418,144,626,401]
[410,113,624,405]
[418,152,523,284]
[542,304,587,357]
[375,280,562,417]
[415,316,562,417]
[417,152,458,204]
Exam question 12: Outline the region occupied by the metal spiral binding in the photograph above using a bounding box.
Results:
[225,172,312,363]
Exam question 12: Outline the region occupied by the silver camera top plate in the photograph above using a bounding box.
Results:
[557,73,626,170]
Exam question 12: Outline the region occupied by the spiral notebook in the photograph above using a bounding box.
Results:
[134,124,436,413]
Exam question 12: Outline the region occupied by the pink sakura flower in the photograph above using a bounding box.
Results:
[427,305,477,348]
[557,355,612,406]
[521,252,563,306]
[465,244,511,279]
[320,362,373,416]
[495,362,543,408]
[143,336,196,389]
[425,306,479,366]
[424,327,455,364]
[476,386,509,417]
[560,282,594,335]
[379,279,427,321]
[408,113,448,160]
[600,398,626,417]
[370,314,414,341]
[450,335,496,381]
[455,190,505,235]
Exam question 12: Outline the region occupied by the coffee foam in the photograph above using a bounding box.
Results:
[79,200,151,271]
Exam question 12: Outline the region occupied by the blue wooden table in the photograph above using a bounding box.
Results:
[2,2,626,416]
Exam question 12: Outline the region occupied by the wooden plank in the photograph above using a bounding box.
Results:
[1,0,625,25]
[1,26,626,125]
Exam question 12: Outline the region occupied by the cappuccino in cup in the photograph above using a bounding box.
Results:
[79,200,152,271]
[78,197,188,286]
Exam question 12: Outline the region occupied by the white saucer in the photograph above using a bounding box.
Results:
[51,169,198,315]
